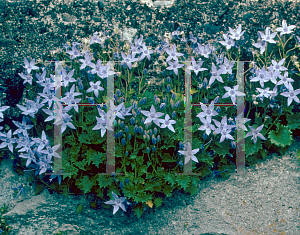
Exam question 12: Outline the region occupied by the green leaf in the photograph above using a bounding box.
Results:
[297,149,300,159]
[75,175,96,194]
[268,123,293,147]
[74,159,88,171]
[133,204,144,219]
[259,149,268,159]
[83,149,106,167]
[96,175,113,189]
[46,124,53,130]
[286,113,300,130]
[164,172,176,187]
[34,182,44,196]
[212,141,230,157]
[185,185,198,196]
[154,197,163,208]
[245,137,263,157]
[162,183,175,197]
[76,204,84,214]
[176,175,191,191]
[161,153,176,162]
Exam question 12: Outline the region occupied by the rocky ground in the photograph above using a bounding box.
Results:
[0,0,300,123]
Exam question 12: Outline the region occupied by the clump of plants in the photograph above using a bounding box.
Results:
[0,20,299,218]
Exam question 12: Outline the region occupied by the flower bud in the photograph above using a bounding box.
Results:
[209,150,214,157]
[163,96,168,103]
[118,130,123,138]
[162,70,167,77]
[127,133,131,140]
[134,125,139,134]
[118,119,121,126]
[146,147,150,153]
[77,78,83,90]
[121,138,126,145]
[155,97,160,104]
[137,107,141,116]
[139,126,143,134]
[120,97,124,103]
[171,111,176,118]
[157,135,160,142]
[170,99,174,109]
[172,92,176,100]
[214,96,220,104]
[147,134,150,141]
[203,98,208,104]
[200,144,204,152]
[139,98,143,105]
[216,106,221,113]
[142,97,147,105]
[133,101,138,110]
[230,141,236,149]
[143,68,147,74]
[175,100,181,108]
[149,129,153,136]
[160,103,166,109]
[132,110,137,118]
[125,126,129,133]
[119,181,124,189]
[130,117,135,125]
[228,73,235,81]
[166,84,171,93]
[166,76,171,83]
[203,132,208,140]
[202,77,208,89]
[154,127,157,135]
[120,121,124,128]
[153,94,158,102]
[152,136,156,144]
[143,134,147,140]
[116,89,121,97]
[179,141,184,149]
[152,146,156,152]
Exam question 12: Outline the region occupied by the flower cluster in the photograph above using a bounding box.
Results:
[0,20,299,215]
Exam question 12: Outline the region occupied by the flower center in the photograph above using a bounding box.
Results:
[93,85,98,89]
[165,120,169,125]
[150,113,156,118]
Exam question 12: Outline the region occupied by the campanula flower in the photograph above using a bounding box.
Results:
[19,149,37,167]
[11,116,34,136]
[11,184,26,199]
[280,82,300,106]
[245,124,267,144]
[222,85,246,104]
[187,57,208,76]
[249,66,271,88]
[23,58,39,74]
[198,116,216,136]
[0,130,16,153]
[158,114,177,133]
[228,24,245,41]
[104,191,128,215]
[208,62,224,86]
[86,81,105,98]
[141,105,165,127]
[178,142,199,165]
[197,101,218,124]
[275,20,296,37]
[166,60,185,76]
[18,72,34,85]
